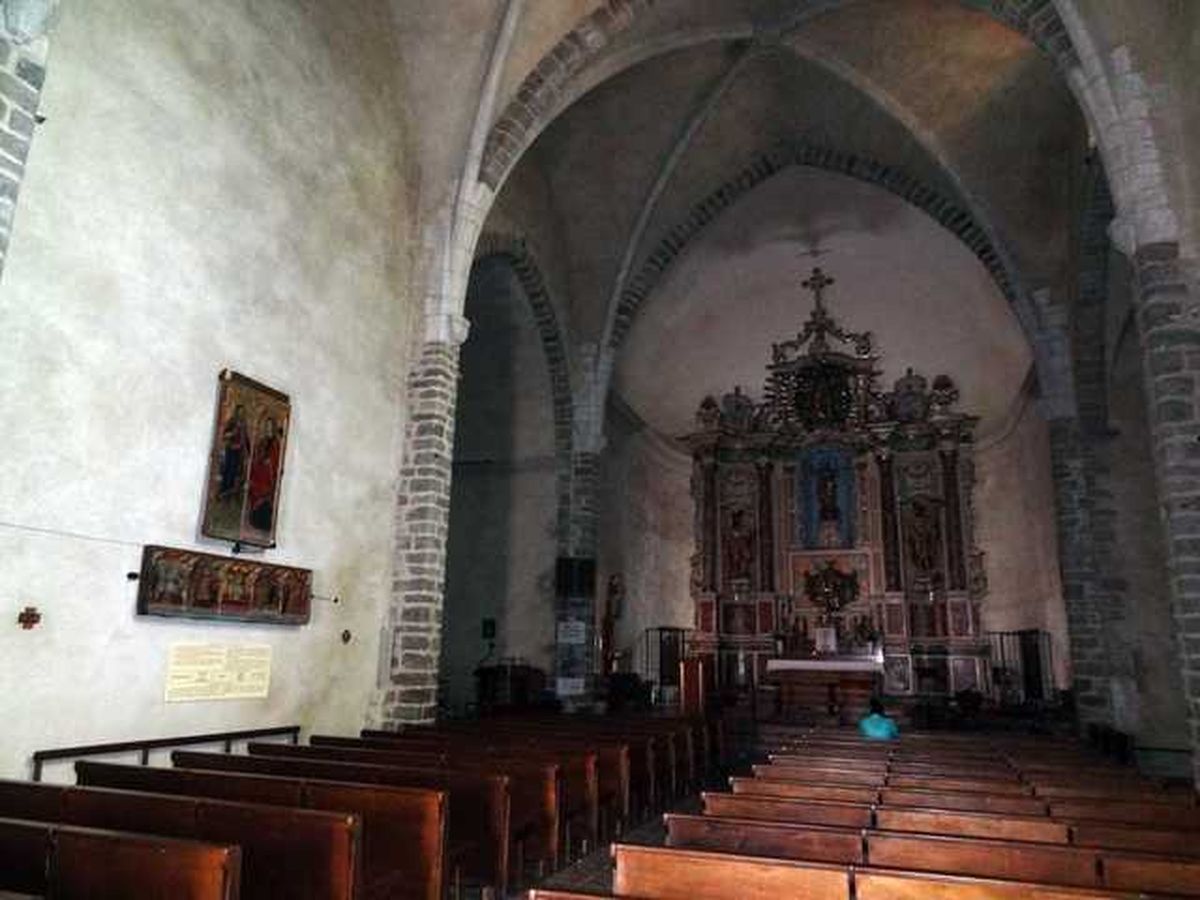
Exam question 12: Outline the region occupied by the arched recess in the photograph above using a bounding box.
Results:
[473,232,576,553]
[440,240,575,713]
[608,142,1033,354]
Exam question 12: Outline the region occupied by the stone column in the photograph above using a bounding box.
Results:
[1047,418,1111,721]
[377,317,469,728]
[1132,243,1200,784]
[1036,295,1114,723]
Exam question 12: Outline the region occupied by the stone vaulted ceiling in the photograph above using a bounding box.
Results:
[483,0,1087,441]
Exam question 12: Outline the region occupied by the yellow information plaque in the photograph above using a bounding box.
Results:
[165,643,272,702]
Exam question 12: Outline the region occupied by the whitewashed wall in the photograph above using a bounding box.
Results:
[0,0,414,780]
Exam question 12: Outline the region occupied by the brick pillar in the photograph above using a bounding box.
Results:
[378,335,465,728]
[1047,418,1112,722]
[0,27,48,281]
[553,450,600,705]
[1132,243,1200,784]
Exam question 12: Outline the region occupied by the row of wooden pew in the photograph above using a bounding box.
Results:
[1,713,716,899]
[532,727,1200,899]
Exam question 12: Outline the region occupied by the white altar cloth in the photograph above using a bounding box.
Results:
[765,658,883,673]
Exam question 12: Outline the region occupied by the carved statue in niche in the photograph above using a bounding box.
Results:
[904,496,943,583]
[797,446,856,550]
[696,395,721,430]
[723,508,755,585]
[721,386,755,432]
[890,368,930,422]
[816,469,841,548]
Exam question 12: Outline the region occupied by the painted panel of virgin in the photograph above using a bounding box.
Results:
[201,370,290,547]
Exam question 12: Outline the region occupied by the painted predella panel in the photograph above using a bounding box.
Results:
[137,545,312,625]
[202,370,291,547]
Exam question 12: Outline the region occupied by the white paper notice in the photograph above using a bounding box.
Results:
[165,644,272,702]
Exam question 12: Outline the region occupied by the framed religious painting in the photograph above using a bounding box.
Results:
[201,370,291,548]
[137,545,311,625]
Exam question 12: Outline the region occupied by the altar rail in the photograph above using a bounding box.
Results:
[31,725,300,781]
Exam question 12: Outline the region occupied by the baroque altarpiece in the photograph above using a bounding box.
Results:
[681,269,989,698]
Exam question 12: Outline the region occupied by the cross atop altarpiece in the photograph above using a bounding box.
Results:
[802,266,835,311]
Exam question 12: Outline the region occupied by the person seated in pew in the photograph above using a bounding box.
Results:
[858,697,900,741]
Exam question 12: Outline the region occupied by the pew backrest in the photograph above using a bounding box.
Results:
[612,843,849,900]
[665,813,863,864]
[79,759,446,900]
[0,817,242,900]
[702,792,872,828]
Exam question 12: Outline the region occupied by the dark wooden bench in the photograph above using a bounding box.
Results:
[612,842,849,900]
[297,737,597,857]
[751,764,882,787]
[76,760,448,900]
[879,788,1049,816]
[665,813,862,864]
[885,775,1031,795]
[0,817,241,899]
[1071,819,1200,857]
[874,806,1069,844]
[1049,797,1200,829]
[0,777,358,900]
[165,750,524,892]
[729,777,879,804]
[385,722,655,822]
[702,792,871,828]
[853,869,1136,899]
[378,725,637,831]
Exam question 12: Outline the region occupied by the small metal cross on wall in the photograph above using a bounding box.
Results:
[17,606,41,630]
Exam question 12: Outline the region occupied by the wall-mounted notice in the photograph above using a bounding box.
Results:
[165,643,272,702]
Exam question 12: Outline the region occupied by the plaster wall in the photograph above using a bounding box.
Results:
[442,259,557,714]
[974,393,1071,689]
[0,0,413,780]
[597,401,694,680]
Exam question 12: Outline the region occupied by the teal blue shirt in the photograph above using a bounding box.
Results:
[858,712,900,741]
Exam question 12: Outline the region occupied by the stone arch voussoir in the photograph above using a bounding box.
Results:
[609,142,1029,353]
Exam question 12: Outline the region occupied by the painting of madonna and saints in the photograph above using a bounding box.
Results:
[201,370,290,548]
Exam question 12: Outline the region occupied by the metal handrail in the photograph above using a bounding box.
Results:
[31,724,300,781]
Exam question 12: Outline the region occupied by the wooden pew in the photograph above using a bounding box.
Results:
[701,792,871,828]
[298,737,598,856]
[1103,854,1200,895]
[381,723,654,822]
[885,775,1031,795]
[879,788,1048,817]
[0,777,358,900]
[0,817,241,900]
[729,777,879,804]
[664,813,862,864]
[853,870,1137,899]
[1071,820,1200,857]
[371,727,635,832]
[863,831,1098,889]
[77,760,448,900]
[166,750,523,891]
[750,764,882,787]
[612,843,849,900]
[873,806,1068,844]
[348,729,624,844]
[1049,797,1200,829]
